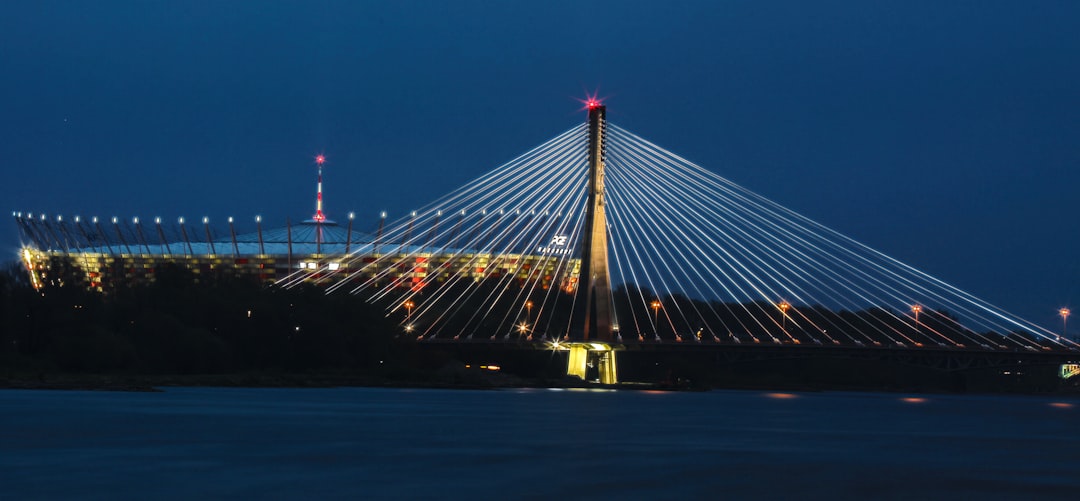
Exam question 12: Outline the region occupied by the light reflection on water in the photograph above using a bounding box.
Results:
[0,387,1077,499]
[764,392,798,399]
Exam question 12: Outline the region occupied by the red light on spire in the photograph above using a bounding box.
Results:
[586,99,600,110]
[313,153,327,222]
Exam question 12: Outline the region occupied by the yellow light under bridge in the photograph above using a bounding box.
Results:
[551,341,621,385]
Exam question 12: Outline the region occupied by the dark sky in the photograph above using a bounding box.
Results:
[2,1,1078,328]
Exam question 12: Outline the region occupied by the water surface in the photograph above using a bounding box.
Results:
[1,387,1077,499]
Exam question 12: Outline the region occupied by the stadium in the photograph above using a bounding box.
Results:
[13,155,582,295]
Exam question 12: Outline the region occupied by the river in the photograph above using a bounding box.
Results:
[1,387,1077,499]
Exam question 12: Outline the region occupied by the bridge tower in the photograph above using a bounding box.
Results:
[572,101,615,342]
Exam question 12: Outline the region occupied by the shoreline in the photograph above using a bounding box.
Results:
[3,372,1077,396]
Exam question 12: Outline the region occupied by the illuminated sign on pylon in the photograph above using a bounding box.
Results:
[537,234,572,254]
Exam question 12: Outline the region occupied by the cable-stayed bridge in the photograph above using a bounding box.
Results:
[275,103,1077,384]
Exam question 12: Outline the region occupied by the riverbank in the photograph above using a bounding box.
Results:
[0,371,643,393]
[3,369,1077,395]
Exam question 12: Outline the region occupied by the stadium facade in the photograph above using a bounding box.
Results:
[13,162,581,293]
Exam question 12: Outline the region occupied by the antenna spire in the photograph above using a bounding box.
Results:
[313,154,327,223]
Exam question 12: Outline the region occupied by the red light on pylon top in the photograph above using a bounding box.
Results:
[578,92,605,112]
[315,154,326,165]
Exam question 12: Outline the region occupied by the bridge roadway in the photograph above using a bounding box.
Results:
[415,339,1080,391]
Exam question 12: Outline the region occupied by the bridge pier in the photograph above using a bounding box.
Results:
[564,342,619,384]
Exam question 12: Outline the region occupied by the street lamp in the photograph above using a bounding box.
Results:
[404,300,415,323]
[651,300,662,336]
[778,301,791,329]
[911,304,923,332]
[1059,307,1070,342]
[525,300,533,323]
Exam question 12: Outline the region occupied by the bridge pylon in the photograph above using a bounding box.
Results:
[562,103,621,383]
[572,103,616,342]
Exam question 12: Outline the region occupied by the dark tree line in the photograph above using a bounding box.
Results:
[610,284,1042,349]
[1,257,1048,379]
[0,258,400,375]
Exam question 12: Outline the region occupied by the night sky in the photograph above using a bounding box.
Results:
[2,1,1078,329]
